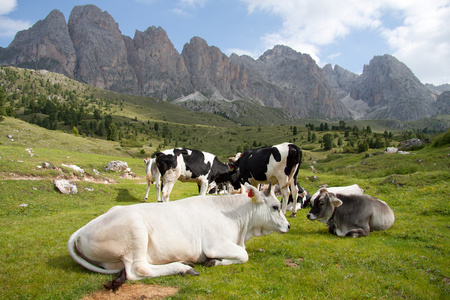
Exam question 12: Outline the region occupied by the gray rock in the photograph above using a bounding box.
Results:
[54,179,77,194]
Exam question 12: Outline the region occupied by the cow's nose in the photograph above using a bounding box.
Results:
[306,213,312,219]
[288,224,291,230]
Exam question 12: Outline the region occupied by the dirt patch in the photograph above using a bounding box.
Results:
[285,257,304,268]
[82,283,178,300]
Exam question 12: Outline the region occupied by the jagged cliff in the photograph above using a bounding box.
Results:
[1,4,448,121]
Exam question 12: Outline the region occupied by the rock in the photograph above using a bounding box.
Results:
[61,163,84,174]
[54,179,77,194]
[105,160,128,172]
[385,147,398,153]
[349,55,435,121]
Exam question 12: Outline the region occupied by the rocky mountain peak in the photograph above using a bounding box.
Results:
[350,54,436,120]
[2,9,76,77]
[1,4,446,122]
[68,5,136,91]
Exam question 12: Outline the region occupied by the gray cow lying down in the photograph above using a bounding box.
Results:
[68,183,289,290]
[306,188,395,237]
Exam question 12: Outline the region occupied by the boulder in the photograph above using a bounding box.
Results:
[105,161,128,172]
[54,179,77,194]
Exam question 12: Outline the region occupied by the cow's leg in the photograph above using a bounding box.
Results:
[203,242,249,267]
[155,174,161,202]
[345,226,370,237]
[161,169,179,202]
[289,181,299,217]
[280,186,290,215]
[144,179,151,201]
[198,180,209,196]
[122,233,198,280]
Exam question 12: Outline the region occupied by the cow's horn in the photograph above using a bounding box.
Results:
[264,182,272,196]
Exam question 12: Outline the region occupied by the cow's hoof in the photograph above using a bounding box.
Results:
[186,268,199,276]
[204,258,216,267]
[290,212,297,218]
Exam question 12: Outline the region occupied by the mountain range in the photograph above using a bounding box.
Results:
[1,4,449,122]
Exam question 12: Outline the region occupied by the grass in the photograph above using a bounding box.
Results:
[0,116,449,299]
[1,142,449,299]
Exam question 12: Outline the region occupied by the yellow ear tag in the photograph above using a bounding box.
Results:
[248,190,257,202]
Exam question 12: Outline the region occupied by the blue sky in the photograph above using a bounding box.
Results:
[0,0,449,85]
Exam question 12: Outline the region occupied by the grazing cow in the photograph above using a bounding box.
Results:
[151,148,230,202]
[67,183,289,289]
[306,189,395,237]
[309,184,364,205]
[216,142,304,216]
[287,183,311,211]
[269,182,311,210]
[143,158,161,201]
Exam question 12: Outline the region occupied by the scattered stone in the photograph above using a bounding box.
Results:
[92,169,100,175]
[398,151,410,155]
[62,163,84,174]
[54,179,77,194]
[7,134,13,139]
[385,147,398,153]
[25,148,34,157]
[19,203,28,208]
[84,187,94,192]
[105,161,129,172]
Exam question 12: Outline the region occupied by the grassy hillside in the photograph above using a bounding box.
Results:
[0,116,449,299]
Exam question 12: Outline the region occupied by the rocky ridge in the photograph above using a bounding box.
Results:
[1,4,448,121]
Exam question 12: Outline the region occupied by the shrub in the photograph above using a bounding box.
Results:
[432,129,450,147]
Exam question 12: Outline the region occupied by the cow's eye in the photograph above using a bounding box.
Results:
[272,205,280,211]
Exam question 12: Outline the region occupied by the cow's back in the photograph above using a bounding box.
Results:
[337,194,394,231]
[368,198,395,231]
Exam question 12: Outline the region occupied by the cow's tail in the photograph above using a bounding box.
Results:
[67,228,122,275]
[151,151,162,159]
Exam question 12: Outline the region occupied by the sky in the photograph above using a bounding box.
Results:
[0,0,449,85]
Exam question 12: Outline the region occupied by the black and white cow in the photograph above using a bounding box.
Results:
[151,148,230,202]
[216,142,304,217]
[306,188,395,237]
[143,158,161,201]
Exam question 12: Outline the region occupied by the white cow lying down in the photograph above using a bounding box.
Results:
[68,183,289,289]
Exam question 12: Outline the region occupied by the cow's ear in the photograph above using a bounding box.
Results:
[244,184,262,203]
[329,195,343,207]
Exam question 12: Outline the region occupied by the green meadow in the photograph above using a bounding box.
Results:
[0,116,448,299]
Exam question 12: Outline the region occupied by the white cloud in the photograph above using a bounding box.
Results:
[0,0,31,39]
[0,16,30,37]
[0,0,17,15]
[327,52,342,60]
[240,0,450,85]
[179,0,208,7]
[381,0,450,85]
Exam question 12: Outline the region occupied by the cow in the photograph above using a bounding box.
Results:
[268,182,311,210]
[216,142,304,217]
[151,148,230,202]
[143,158,161,201]
[67,183,290,290]
[287,183,311,211]
[306,188,395,237]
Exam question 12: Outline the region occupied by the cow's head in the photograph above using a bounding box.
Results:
[306,189,342,224]
[214,166,241,190]
[245,183,290,234]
